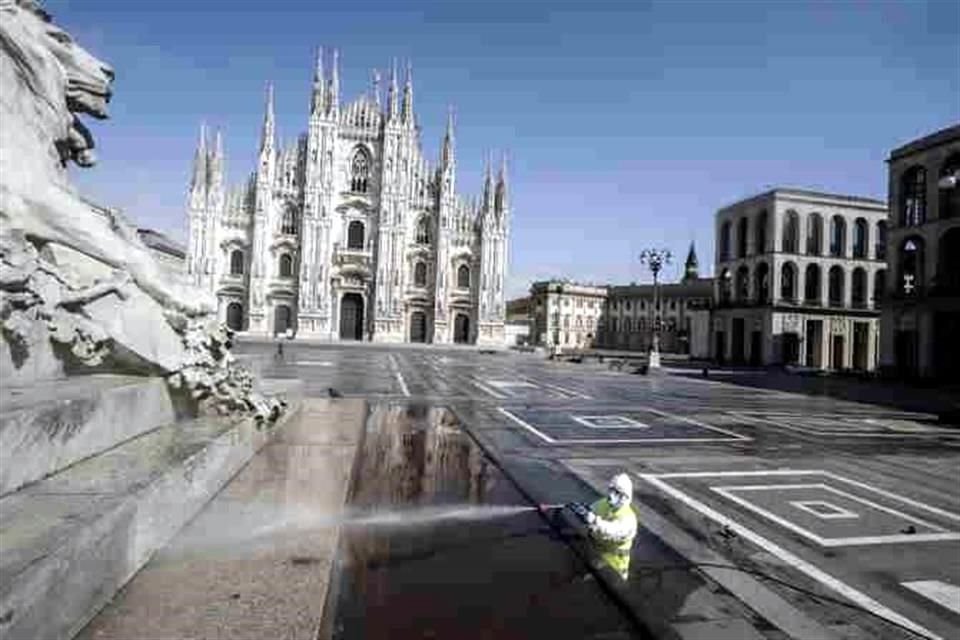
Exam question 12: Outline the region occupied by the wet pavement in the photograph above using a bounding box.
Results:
[324,404,636,640]
[233,341,960,640]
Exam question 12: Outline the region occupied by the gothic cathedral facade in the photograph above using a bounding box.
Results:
[185,49,510,345]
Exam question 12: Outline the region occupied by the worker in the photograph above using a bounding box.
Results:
[571,472,638,580]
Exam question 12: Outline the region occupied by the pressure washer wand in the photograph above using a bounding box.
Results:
[536,502,567,511]
[537,502,591,522]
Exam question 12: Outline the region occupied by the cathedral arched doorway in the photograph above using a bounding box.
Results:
[339,293,364,340]
[274,304,292,336]
[226,302,244,331]
[410,311,427,343]
[453,313,470,344]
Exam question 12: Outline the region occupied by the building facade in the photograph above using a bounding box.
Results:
[528,281,608,350]
[880,125,960,380]
[712,188,887,370]
[526,246,712,357]
[186,50,510,345]
[601,244,713,357]
[504,296,532,346]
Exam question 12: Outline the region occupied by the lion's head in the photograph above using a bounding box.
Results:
[0,0,113,171]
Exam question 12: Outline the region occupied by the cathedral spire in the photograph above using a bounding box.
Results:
[387,58,399,121]
[441,105,455,168]
[683,241,699,281]
[311,46,325,115]
[372,68,381,108]
[190,122,208,196]
[210,128,224,183]
[483,151,494,212]
[495,151,508,214]
[329,48,340,114]
[260,83,275,155]
[402,59,414,125]
[207,128,225,208]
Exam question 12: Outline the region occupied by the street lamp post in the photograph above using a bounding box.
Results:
[640,248,672,369]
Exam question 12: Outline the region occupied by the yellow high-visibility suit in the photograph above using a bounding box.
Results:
[588,497,638,579]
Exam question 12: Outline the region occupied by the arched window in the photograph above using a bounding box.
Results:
[229,249,244,276]
[876,221,887,260]
[900,166,926,226]
[853,218,868,259]
[350,147,371,193]
[754,262,770,304]
[782,210,799,253]
[347,220,365,250]
[281,205,299,235]
[755,210,768,254]
[226,302,244,330]
[804,263,821,303]
[278,253,293,278]
[415,216,431,245]
[806,213,823,255]
[737,217,749,258]
[781,262,797,301]
[624,318,633,333]
[899,237,924,296]
[457,264,470,289]
[828,265,845,307]
[873,269,886,305]
[720,222,731,261]
[736,265,750,302]
[719,269,732,304]
[830,215,846,257]
[413,261,427,287]
[940,153,960,220]
[851,268,867,308]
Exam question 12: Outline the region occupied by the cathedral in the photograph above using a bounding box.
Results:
[185,49,510,345]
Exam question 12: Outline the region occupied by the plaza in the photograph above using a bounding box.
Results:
[78,341,960,640]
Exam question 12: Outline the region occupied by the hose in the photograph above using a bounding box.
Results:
[632,562,935,640]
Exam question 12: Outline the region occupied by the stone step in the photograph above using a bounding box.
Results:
[0,388,302,640]
[0,375,190,497]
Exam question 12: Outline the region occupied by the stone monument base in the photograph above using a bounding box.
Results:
[0,376,302,640]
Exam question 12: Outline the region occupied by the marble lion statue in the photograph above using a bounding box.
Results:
[0,0,282,423]
[0,0,213,316]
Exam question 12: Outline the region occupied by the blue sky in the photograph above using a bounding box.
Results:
[53,0,959,297]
